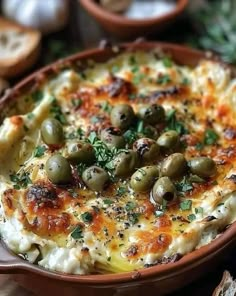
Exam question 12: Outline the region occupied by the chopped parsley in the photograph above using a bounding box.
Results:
[111,65,119,74]
[71,98,82,108]
[128,213,140,225]
[66,128,84,140]
[34,146,46,157]
[204,129,219,145]
[156,74,172,85]
[132,73,145,85]
[181,77,190,85]
[116,186,127,197]
[27,113,34,120]
[10,171,32,190]
[175,180,193,193]
[187,214,196,222]
[81,212,93,223]
[123,129,139,144]
[103,199,114,205]
[90,116,100,124]
[100,101,112,113]
[76,163,87,175]
[67,189,78,198]
[195,207,204,214]
[180,199,192,211]
[125,201,136,211]
[32,90,43,102]
[50,98,67,124]
[165,109,188,135]
[71,225,83,239]
[162,57,173,68]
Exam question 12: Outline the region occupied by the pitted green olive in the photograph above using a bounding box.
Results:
[130,166,159,192]
[157,130,180,151]
[152,177,177,204]
[65,140,95,164]
[133,138,160,163]
[110,104,135,130]
[138,104,165,125]
[41,118,64,146]
[161,153,187,178]
[188,157,216,178]
[46,154,72,184]
[100,127,125,149]
[111,150,139,177]
[82,166,109,191]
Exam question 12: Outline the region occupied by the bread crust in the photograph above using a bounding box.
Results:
[0,17,41,78]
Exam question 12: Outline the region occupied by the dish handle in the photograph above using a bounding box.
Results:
[0,240,25,273]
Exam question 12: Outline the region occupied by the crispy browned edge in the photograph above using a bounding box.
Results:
[0,42,235,285]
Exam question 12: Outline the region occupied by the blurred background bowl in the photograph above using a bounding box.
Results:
[80,0,189,39]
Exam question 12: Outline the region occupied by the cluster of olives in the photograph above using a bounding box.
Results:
[131,153,216,205]
[40,103,217,204]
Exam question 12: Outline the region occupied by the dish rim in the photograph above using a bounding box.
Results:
[0,41,235,285]
[79,0,188,26]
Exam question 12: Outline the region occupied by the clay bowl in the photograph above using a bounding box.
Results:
[0,42,235,296]
[80,0,189,39]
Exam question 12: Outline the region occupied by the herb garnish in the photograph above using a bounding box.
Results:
[187,214,196,222]
[195,207,204,214]
[71,98,82,108]
[165,109,188,135]
[71,225,83,239]
[180,200,192,211]
[10,171,32,190]
[103,199,114,205]
[128,213,140,225]
[204,129,219,145]
[162,57,173,68]
[116,186,127,197]
[32,90,43,102]
[100,101,112,114]
[50,98,67,124]
[81,212,93,223]
[125,201,136,211]
[156,74,172,85]
[34,146,46,158]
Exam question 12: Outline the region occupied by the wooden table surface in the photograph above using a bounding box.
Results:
[0,0,235,295]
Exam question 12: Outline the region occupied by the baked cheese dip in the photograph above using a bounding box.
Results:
[0,51,236,275]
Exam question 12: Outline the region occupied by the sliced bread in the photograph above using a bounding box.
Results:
[0,17,41,78]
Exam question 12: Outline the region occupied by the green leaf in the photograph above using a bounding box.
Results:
[165,109,188,135]
[81,212,93,223]
[10,171,32,189]
[187,214,196,222]
[34,146,46,158]
[162,57,173,68]
[32,90,43,102]
[50,98,67,124]
[116,186,127,197]
[103,199,114,205]
[204,129,219,145]
[156,74,172,85]
[125,201,136,211]
[71,226,83,239]
[180,200,192,211]
[195,207,204,214]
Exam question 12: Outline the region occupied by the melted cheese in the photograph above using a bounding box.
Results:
[0,51,236,275]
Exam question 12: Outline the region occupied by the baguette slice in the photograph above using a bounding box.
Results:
[0,17,41,78]
[213,271,236,296]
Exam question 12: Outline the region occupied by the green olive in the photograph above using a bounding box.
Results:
[41,118,64,146]
[138,104,165,125]
[111,150,139,177]
[46,154,72,184]
[64,140,95,164]
[188,157,216,178]
[133,138,160,163]
[130,166,159,192]
[143,125,159,140]
[82,166,109,191]
[100,127,125,149]
[152,177,177,204]
[161,153,187,178]
[110,104,135,130]
[157,130,180,152]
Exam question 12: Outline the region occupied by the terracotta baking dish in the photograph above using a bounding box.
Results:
[0,42,235,296]
[79,0,188,39]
